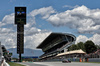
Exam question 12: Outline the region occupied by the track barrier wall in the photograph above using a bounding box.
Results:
[88,58,100,62]
[40,58,100,62]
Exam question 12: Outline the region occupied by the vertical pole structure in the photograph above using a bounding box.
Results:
[17,24,24,62]
[19,53,21,62]
[15,7,26,62]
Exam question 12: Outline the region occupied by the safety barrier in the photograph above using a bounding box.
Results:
[88,58,100,62]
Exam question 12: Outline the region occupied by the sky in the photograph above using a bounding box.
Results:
[0,0,100,50]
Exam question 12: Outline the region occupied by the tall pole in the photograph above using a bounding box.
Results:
[19,53,21,62]
[17,24,24,62]
[15,7,26,62]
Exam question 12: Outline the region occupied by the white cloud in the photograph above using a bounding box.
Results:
[1,5,100,50]
[24,6,56,29]
[29,6,56,19]
[24,32,51,49]
[0,32,16,49]
[76,34,100,45]
[25,27,42,36]
[25,16,36,29]
[0,22,5,27]
[0,6,53,49]
[0,25,51,49]
[47,5,100,34]
[89,34,100,45]
[76,35,89,44]
[63,5,79,8]
[2,13,14,24]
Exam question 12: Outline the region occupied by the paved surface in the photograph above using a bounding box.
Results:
[18,62,46,66]
[20,62,100,66]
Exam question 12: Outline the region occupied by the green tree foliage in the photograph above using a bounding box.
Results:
[68,40,98,54]
[84,40,97,54]
[68,44,79,51]
[95,45,100,49]
[77,42,85,52]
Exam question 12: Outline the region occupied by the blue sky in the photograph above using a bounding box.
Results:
[1,0,100,19]
[0,0,100,49]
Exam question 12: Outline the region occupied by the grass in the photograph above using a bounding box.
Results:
[8,62,25,66]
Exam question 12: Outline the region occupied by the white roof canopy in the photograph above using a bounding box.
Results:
[56,49,86,57]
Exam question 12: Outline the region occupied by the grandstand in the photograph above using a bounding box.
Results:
[37,33,76,60]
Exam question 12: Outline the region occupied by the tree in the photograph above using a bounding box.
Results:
[68,44,79,51]
[95,45,100,49]
[77,42,85,52]
[84,40,97,54]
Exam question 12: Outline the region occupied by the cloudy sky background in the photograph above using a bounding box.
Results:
[0,0,100,49]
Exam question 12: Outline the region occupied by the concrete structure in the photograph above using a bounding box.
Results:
[56,49,86,59]
[37,33,76,61]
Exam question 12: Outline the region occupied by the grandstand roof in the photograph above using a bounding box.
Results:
[37,32,76,48]
[56,49,86,57]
